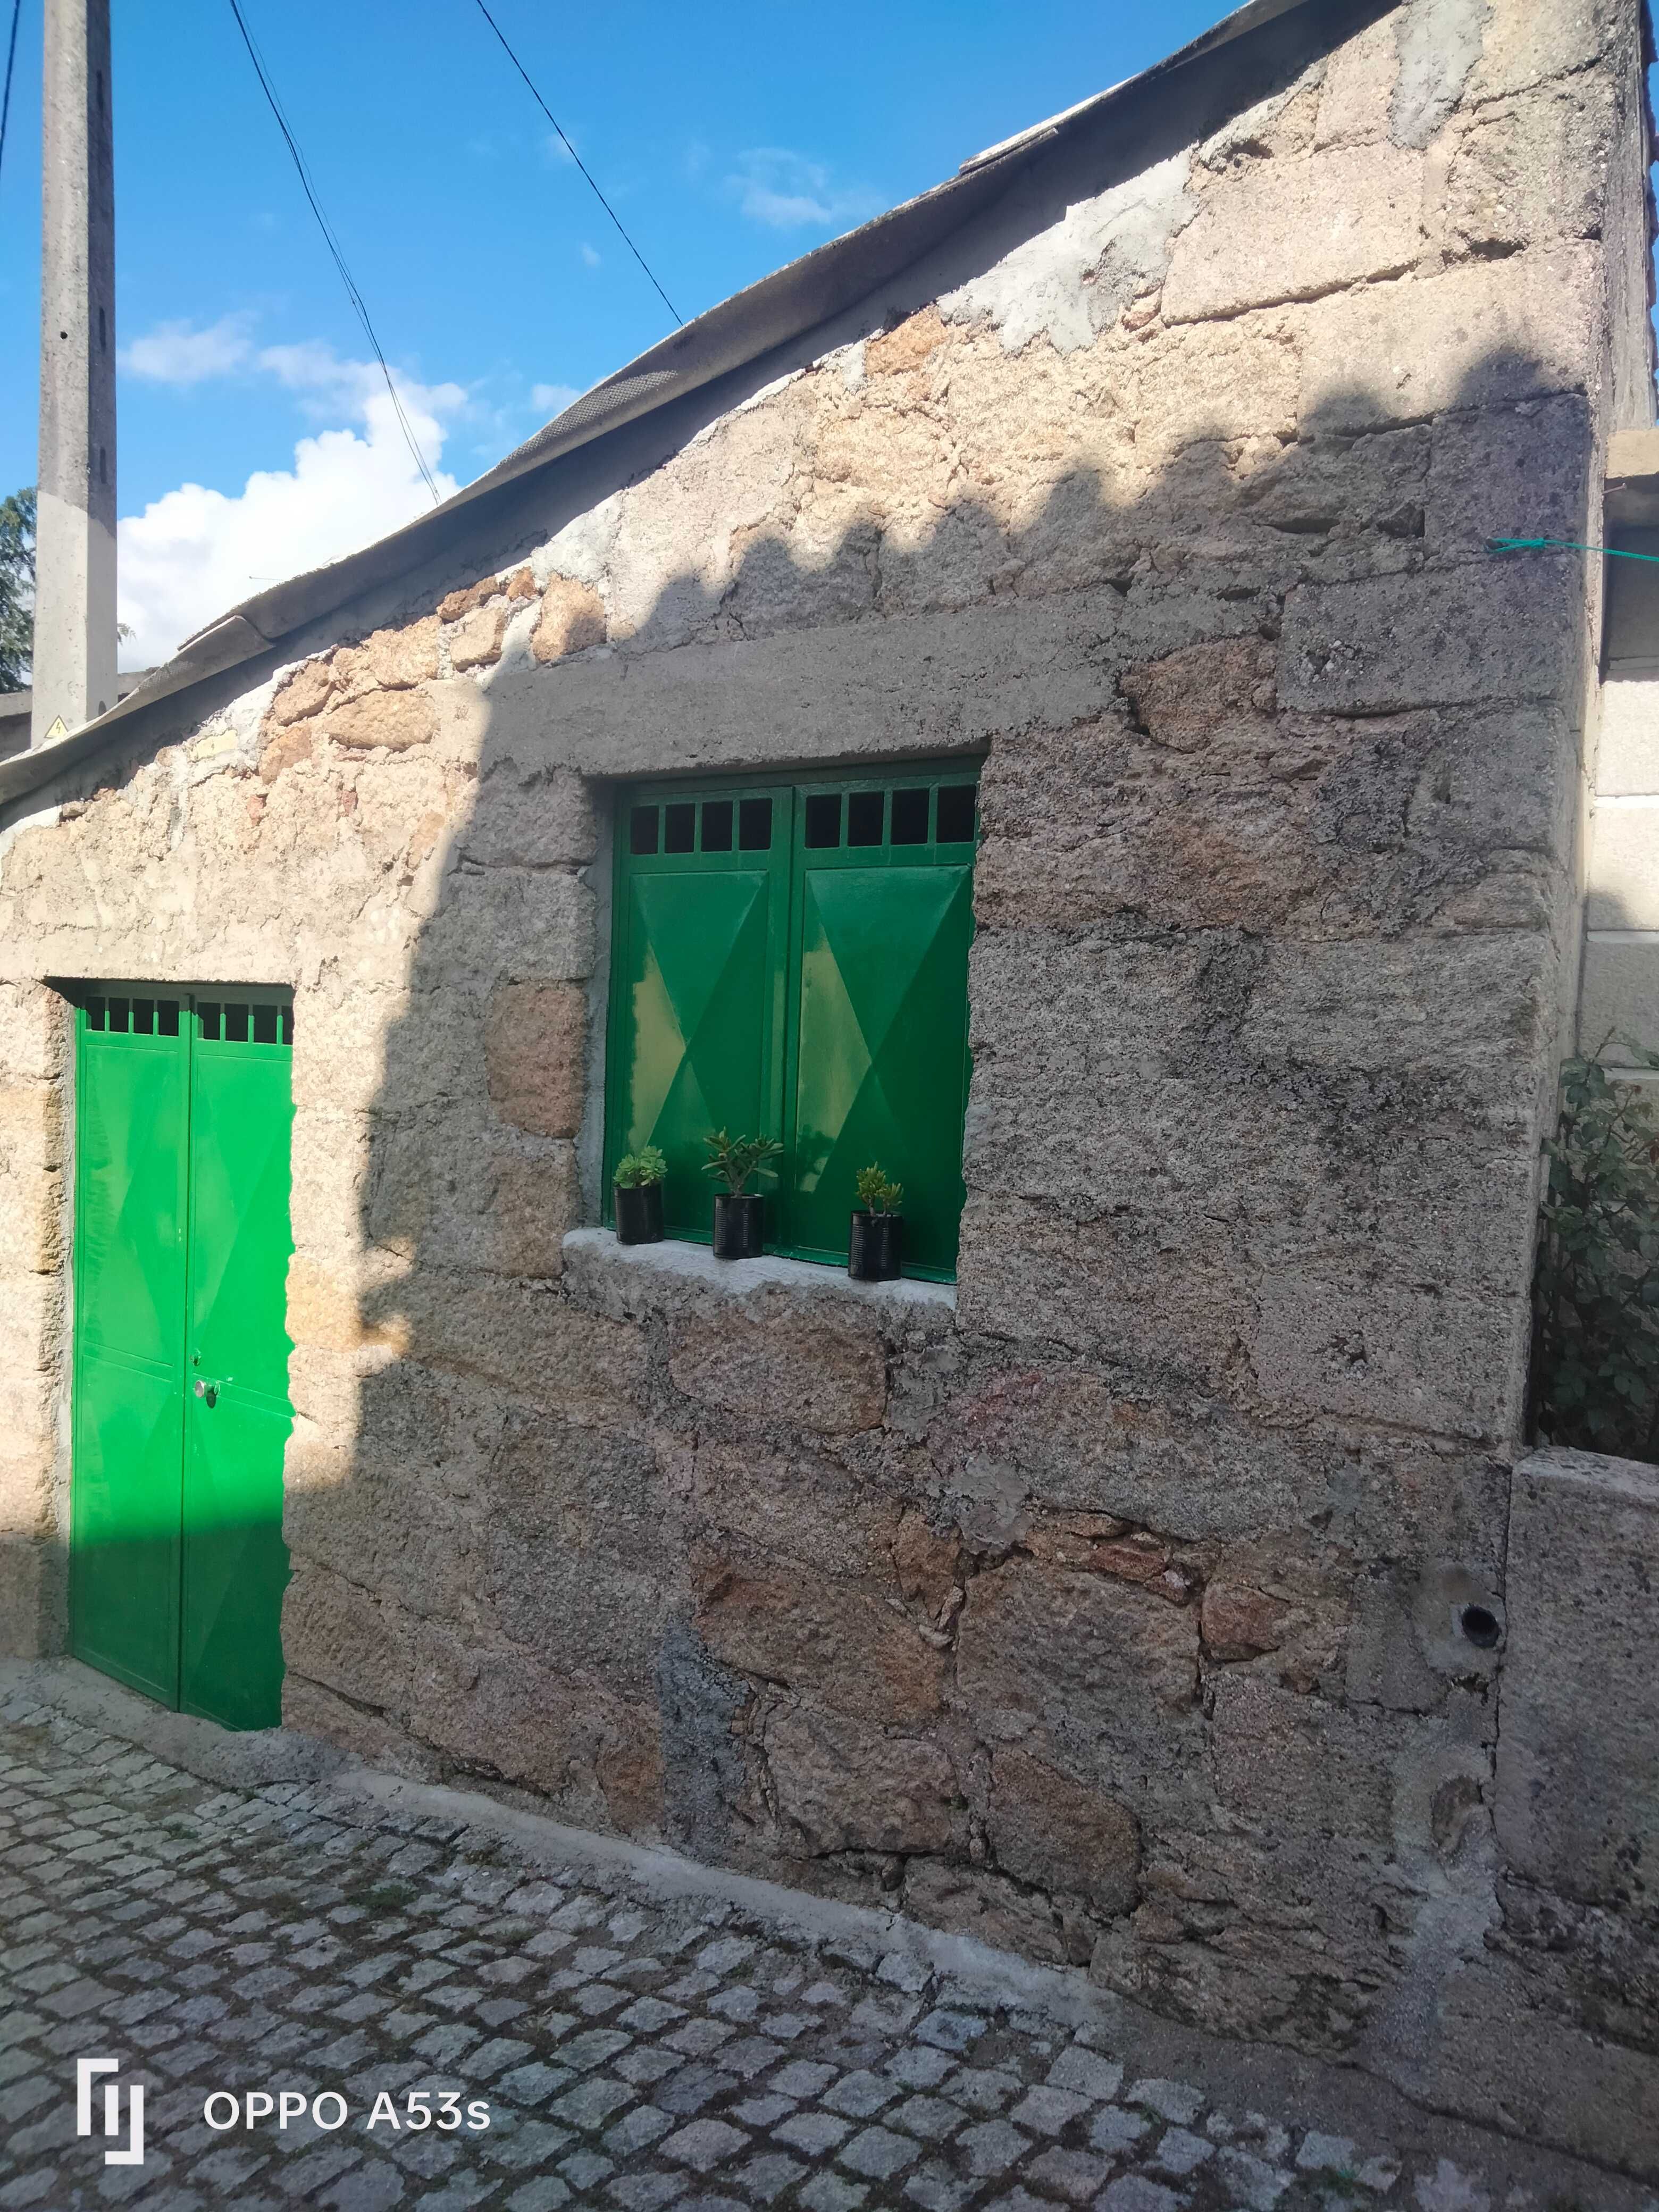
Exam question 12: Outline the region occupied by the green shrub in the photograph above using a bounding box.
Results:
[1529,1041,1659,1462]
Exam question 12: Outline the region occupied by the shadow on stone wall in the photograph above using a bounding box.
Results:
[257,317,1647,2173]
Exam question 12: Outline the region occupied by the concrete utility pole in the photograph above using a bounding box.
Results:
[31,0,116,749]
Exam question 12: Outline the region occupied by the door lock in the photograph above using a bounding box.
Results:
[193,1379,219,1407]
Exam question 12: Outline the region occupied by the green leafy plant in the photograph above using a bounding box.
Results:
[614,1145,666,1188]
[702,1128,782,1195]
[854,1163,903,1215]
[1529,1038,1659,1462]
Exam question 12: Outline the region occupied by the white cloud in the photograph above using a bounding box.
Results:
[116,346,463,671]
[579,242,601,268]
[120,314,255,386]
[531,381,580,415]
[726,148,881,232]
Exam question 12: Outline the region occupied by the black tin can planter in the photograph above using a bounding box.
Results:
[849,1211,902,1281]
[712,1192,766,1259]
[614,1183,664,1245]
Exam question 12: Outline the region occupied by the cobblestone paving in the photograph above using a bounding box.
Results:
[0,1687,1647,2212]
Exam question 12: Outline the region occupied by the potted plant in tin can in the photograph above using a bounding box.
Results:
[850,1163,903,1281]
[703,1129,781,1259]
[613,1145,666,1245]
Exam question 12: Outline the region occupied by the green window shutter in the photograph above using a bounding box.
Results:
[784,777,976,1277]
[606,789,792,1239]
[608,768,977,1279]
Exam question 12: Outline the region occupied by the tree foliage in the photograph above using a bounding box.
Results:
[1529,1040,1659,1462]
[0,487,36,692]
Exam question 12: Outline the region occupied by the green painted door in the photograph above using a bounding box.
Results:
[71,990,294,1729]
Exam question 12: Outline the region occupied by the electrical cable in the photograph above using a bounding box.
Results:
[1489,535,1659,564]
[224,0,443,505]
[469,0,682,327]
[0,0,23,197]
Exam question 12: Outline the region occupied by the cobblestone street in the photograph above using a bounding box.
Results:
[0,1678,1649,2212]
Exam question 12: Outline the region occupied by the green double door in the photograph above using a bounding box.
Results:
[71,988,295,1730]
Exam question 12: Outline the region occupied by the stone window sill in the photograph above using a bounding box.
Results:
[561,1226,957,1316]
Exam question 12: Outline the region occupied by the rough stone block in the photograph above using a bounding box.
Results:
[450,604,509,672]
[407,1616,664,1833]
[1297,248,1601,430]
[1280,562,1582,717]
[957,1194,1243,1389]
[0,983,65,1083]
[1496,1446,1659,1915]
[691,1443,901,1581]
[921,1356,1316,1541]
[269,658,334,728]
[350,617,441,692]
[483,1416,681,1687]
[1426,396,1591,564]
[956,1560,1200,1779]
[669,1299,887,1433]
[532,575,607,663]
[282,1563,408,1710]
[485,982,586,1138]
[988,1745,1139,1916]
[463,762,596,868]
[1250,1266,1526,1441]
[764,1701,958,1856]
[317,689,438,752]
[416,865,593,987]
[0,1532,57,1658]
[692,1548,946,1725]
[900,1857,1073,1964]
[392,1271,647,1409]
[1163,145,1422,323]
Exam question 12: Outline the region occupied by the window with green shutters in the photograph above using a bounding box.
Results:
[605,764,978,1279]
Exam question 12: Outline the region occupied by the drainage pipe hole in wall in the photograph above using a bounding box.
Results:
[1459,1604,1502,1649]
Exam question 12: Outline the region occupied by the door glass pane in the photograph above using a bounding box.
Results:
[936,783,977,843]
[847,791,884,847]
[664,801,696,853]
[630,804,659,855]
[739,797,773,850]
[701,799,733,851]
[891,788,929,844]
[804,793,841,848]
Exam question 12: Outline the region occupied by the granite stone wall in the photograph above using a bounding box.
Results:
[0,0,1654,2171]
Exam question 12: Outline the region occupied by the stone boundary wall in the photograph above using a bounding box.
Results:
[0,0,1655,2173]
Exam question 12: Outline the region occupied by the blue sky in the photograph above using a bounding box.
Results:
[0,0,1238,664]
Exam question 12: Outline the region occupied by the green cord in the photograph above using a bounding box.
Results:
[1488,535,1659,564]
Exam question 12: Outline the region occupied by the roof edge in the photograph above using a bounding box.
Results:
[1,0,1329,814]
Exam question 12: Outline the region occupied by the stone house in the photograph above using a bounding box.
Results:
[2,0,1657,2175]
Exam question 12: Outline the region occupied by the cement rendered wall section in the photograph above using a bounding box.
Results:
[0,0,1655,2175]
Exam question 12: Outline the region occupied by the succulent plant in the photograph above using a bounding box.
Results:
[702,1129,783,1195]
[854,1163,903,1215]
[614,1145,667,1188]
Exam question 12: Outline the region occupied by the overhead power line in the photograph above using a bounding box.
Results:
[470,0,683,328]
[224,0,443,506]
[0,0,23,196]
